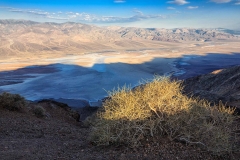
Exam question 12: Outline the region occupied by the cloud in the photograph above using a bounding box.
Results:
[94,13,166,23]
[2,6,166,23]
[9,8,50,16]
[235,0,240,5]
[167,0,189,5]
[167,7,176,10]
[0,6,15,9]
[187,6,199,9]
[133,9,143,15]
[2,7,68,20]
[46,16,69,20]
[66,12,74,15]
[210,0,231,3]
[47,9,166,23]
[114,0,126,3]
[5,7,48,16]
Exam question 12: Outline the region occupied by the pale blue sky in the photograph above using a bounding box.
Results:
[0,0,240,29]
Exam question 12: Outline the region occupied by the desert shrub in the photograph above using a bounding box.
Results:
[83,113,99,127]
[89,76,239,154]
[0,92,26,111]
[32,105,46,118]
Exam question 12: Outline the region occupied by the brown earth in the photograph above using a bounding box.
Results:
[0,99,240,160]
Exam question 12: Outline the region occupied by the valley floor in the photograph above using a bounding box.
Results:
[1,40,240,106]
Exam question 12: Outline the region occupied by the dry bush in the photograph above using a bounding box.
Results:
[32,105,46,118]
[89,76,239,154]
[0,92,26,111]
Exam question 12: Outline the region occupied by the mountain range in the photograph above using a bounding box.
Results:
[0,19,239,57]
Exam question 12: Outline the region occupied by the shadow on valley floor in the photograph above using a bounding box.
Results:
[174,52,240,79]
[0,52,239,107]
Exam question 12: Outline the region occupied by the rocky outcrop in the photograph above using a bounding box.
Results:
[37,99,80,121]
[117,27,238,42]
[183,65,240,112]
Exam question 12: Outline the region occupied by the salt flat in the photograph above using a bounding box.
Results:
[1,48,240,107]
[0,52,176,105]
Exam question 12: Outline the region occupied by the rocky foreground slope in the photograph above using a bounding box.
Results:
[1,98,239,160]
[183,65,240,112]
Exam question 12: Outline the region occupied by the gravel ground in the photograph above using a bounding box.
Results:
[0,101,239,160]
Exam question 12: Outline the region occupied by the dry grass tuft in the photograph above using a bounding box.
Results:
[88,76,239,155]
[32,105,46,118]
[0,92,26,111]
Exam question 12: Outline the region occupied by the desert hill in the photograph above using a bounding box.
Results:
[0,19,238,58]
[183,65,240,112]
[114,27,237,42]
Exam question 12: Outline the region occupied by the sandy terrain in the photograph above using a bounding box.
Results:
[1,39,240,71]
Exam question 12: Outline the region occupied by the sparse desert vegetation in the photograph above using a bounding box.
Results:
[32,105,46,118]
[88,76,239,155]
[0,92,26,111]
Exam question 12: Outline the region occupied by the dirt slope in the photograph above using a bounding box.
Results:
[1,100,239,159]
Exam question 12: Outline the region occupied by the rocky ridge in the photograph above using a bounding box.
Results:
[183,65,240,112]
[0,19,237,42]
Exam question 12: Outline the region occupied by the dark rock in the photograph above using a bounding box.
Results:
[37,99,80,121]
[38,99,70,110]
[73,106,99,121]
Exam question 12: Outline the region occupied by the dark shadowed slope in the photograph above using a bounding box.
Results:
[183,65,240,110]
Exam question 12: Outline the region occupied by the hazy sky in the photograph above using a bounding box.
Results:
[0,0,240,29]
